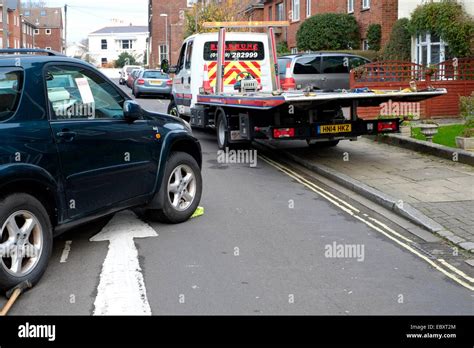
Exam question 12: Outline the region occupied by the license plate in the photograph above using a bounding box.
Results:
[318,124,352,134]
[149,80,162,86]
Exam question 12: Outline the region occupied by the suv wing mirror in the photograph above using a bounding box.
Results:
[123,100,142,122]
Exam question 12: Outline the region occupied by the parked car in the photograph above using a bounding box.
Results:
[133,70,172,99]
[119,65,142,85]
[0,49,202,291]
[126,68,142,89]
[278,53,371,90]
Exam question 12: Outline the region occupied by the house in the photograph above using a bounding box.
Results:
[21,7,63,52]
[398,0,474,66]
[0,0,22,48]
[88,25,149,67]
[66,42,87,60]
[21,17,37,49]
[263,0,398,53]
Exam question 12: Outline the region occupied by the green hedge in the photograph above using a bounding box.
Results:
[296,13,360,51]
[382,18,412,61]
[367,24,382,51]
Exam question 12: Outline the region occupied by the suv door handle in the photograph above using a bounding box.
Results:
[56,130,77,141]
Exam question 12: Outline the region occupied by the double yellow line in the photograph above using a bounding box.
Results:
[259,154,474,292]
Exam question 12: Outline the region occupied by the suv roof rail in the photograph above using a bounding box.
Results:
[0,48,65,57]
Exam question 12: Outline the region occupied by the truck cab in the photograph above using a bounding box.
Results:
[168,32,273,117]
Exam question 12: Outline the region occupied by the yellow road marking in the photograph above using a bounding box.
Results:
[259,154,474,291]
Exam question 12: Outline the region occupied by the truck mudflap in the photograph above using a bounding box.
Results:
[253,118,400,140]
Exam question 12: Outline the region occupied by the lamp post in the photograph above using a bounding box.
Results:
[159,13,168,62]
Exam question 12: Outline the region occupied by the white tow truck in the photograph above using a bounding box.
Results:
[163,21,447,150]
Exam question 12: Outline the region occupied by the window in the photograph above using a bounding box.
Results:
[291,47,298,54]
[176,43,187,73]
[143,71,168,79]
[362,0,370,10]
[45,29,51,35]
[34,29,39,35]
[101,58,107,65]
[0,68,23,121]
[46,65,124,121]
[294,56,321,74]
[159,44,168,63]
[348,0,354,13]
[45,47,52,50]
[292,0,300,21]
[306,0,311,17]
[321,56,349,74]
[185,40,194,69]
[40,10,46,16]
[203,41,265,61]
[276,3,284,21]
[416,32,448,66]
[349,56,370,70]
[121,40,133,50]
[278,58,291,76]
[101,39,107,50]
[362,39,369,51]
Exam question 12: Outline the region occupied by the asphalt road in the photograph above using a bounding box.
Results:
[3,81,473,315]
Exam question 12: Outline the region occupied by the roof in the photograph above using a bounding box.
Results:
[21,7,63,29]
[90,26,149,35]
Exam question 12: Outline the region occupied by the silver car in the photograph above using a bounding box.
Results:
[132,70,172,99]
[278,53,371,91]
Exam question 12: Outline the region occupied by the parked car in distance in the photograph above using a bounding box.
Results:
[126,68,142,89]
[278,53,371,90]
[119,65,142,85]
[133,70,172,99]
[0,49,202,292]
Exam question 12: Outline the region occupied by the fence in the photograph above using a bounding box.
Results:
[350,58,474,119]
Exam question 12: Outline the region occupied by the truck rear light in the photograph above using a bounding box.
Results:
[137,79,145,85]
[166,79,172,86]
[273,128,295,138]
[378,121,397,132]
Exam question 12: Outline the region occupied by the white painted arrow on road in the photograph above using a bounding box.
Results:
[90,210,158,315]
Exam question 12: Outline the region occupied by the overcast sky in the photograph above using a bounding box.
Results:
[42,0,148,44]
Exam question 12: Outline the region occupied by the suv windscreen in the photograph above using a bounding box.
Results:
[203,41,265,61]
[0,68,23,121]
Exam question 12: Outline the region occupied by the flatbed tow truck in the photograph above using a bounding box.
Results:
[164,21,447,149]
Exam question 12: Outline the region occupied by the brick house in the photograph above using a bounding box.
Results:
[263,0,397,53]
[22,7,64,53]
[149,0,265,68]
[21,17,36,49]
[0,0,22,48]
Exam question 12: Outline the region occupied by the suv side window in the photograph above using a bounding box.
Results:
[294,56,321,74]
[185,40,194,70]
[46,65,125,121]
[349,57,370,69]
[321,56,350,74]
[0,67,23,122]
[176,43,187,74]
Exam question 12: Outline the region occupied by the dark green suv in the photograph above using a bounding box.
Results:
[0,49,202,292]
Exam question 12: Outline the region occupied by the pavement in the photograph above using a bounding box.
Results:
[264,137,474,252]
[1,81,473,315]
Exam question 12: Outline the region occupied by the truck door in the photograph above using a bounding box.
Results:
[173,43,187,115]
[181,39,194,116]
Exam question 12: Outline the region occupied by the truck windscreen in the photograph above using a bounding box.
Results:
[203,41,265,61]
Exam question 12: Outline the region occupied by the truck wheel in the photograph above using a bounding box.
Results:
[216,113,229,150]
[168,100,179,117]
[0,193,52,292]
[307,140,340,148]
[146,152,202,224]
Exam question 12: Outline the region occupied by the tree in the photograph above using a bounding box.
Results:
[115,52,138,68]
[277,42,290,56]
[382,18,411,61]
[367,24,382,51]
[184,1,248,38]
[296,13,360,51]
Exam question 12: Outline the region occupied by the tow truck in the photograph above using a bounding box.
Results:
[163,21,447,149]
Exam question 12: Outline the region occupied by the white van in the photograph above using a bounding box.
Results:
[167,32,273,117]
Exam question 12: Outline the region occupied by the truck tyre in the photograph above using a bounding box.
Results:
[146,152,202,224]
[168,100,179,117]
[216,112,229,150]
[307,140,340,148]
[0,193,53,292]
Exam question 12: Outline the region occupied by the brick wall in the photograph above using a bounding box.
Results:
[34,28,63,52]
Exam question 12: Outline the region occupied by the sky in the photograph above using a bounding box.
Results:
[42,0,148,44]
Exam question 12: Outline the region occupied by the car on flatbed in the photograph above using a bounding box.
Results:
[0,49,202,292]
